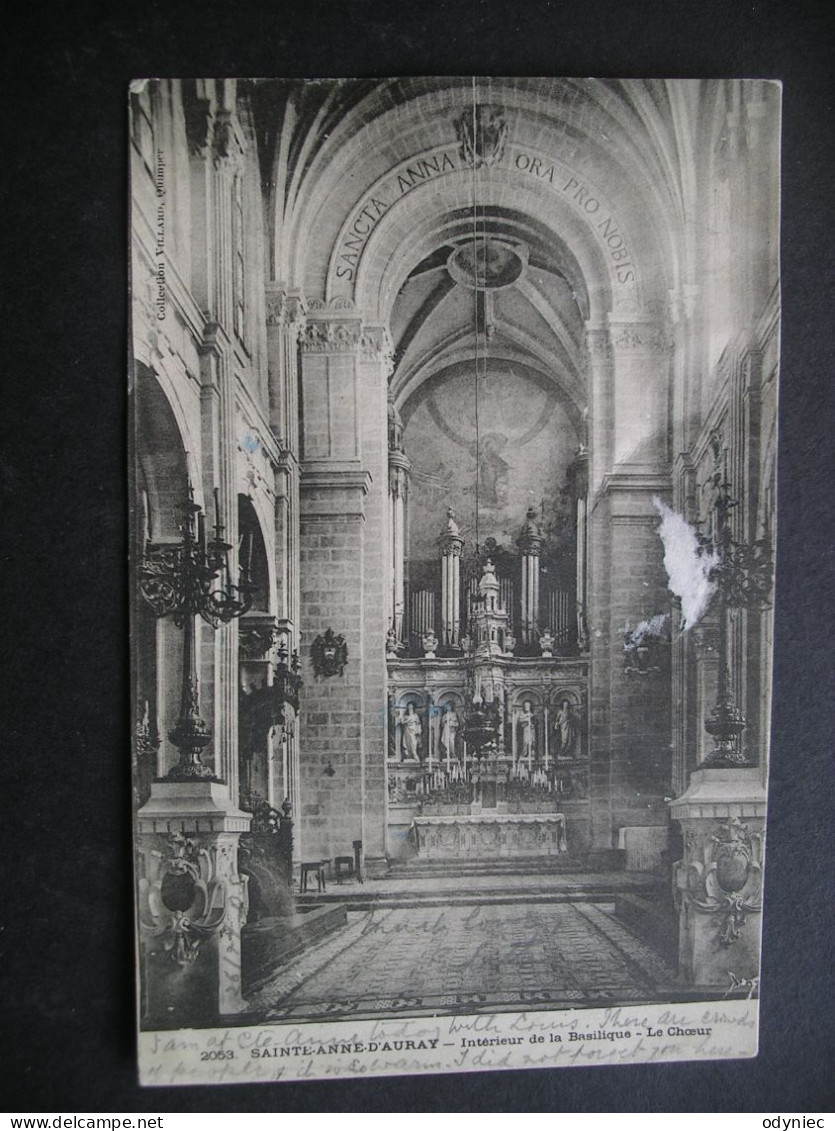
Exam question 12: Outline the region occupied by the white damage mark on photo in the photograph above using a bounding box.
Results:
[652,496,718,630]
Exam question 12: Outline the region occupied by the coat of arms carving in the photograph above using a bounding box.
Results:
[311,628,348,677]
[456,105,507,168]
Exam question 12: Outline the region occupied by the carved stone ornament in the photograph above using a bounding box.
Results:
[311,628,348,677]
[685,816,763,946]
[421,630,439,657]
[182,85,212,157]
[610,322,669,354]
[137,832,242,968]
[359,329,396,375]
[239,623,278,660]
[584,326,612,358]
[134,703,160,760]
[538,629,555,657]
[455,105,508,168]
[301,320,363,353]
[212,110,243,172]
[265,288,288,327]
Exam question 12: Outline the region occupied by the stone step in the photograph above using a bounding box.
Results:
[297,880,664,913]
[386,850,624,877]
[241,904,348,993]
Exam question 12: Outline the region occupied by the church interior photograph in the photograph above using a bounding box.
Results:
[130,77,779,1031]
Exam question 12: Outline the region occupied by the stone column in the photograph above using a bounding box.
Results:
[439,507,464,650]
[200,326,240,796]
[192,107,246,800]
[568,447,589,649]
[136,781,251,1028]
[357,325,394,875]
[265,285,304,835]
[586,315,673,851]
[670,767,765,992]
[296,302,389,874]
[516,508,544,647]
[388,441,410,644]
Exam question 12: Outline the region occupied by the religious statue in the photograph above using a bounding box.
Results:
[518,700,536,763]
[402,702,422,761]
[387,694,397,759]
[385,627,400,657]
[422,629,438,658]
[554,698,579,758]
[439,702,460,761]
[539,628,555,657]
[503,631,516,656]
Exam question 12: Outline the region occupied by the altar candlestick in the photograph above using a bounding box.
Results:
[544,705,549,770]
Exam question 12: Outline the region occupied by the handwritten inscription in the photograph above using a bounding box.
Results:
[140,999,756,1086]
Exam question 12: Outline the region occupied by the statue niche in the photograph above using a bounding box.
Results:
[553,697,580,759]
[395,698,425,763]
[439,700,461,762]
[517,699,537,763]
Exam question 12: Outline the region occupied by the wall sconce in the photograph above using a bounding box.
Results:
[623,613,671,677]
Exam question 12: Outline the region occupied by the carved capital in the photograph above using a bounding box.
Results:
[440,537,463,558]
[266,286,306,332]
[584,325,612,358]
[264,285,288,328]
[239,622,279,660]
[609,321,669,354]
[668,284,700,326]
[212,110,244,173]
[182,84,212,157]
[300,320,363,353]
[359,327,395,375]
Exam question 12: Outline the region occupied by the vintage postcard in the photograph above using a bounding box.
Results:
[130,77,779,1086]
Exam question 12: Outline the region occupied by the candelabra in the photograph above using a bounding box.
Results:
[701,467,773,767]
[139,485,256,780]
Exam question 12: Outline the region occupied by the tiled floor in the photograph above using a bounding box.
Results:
[248,900,677,1022]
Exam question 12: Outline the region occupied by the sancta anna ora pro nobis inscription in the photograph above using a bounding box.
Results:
[328,143,638,295]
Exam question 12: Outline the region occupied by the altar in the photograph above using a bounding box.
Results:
[412,813,568,859]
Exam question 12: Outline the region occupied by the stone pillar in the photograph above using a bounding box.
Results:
[516,507,544,646]
[568,448,589,649]
[439,507,464,649]
[585,324,615,849]
[585,315,673,850]
[136,781,251,1028]
[388,446,410,644]
[296,302,388,874]
[670,767,765,992]
[200,327,240,796]
[190,104,247,800]
[357,325,394,875]
[265,284,304,834]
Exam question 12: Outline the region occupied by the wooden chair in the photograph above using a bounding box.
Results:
[334,855,354,883]
[299,860,327,893]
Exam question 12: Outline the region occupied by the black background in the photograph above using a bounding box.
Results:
[1,0,833,1112]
